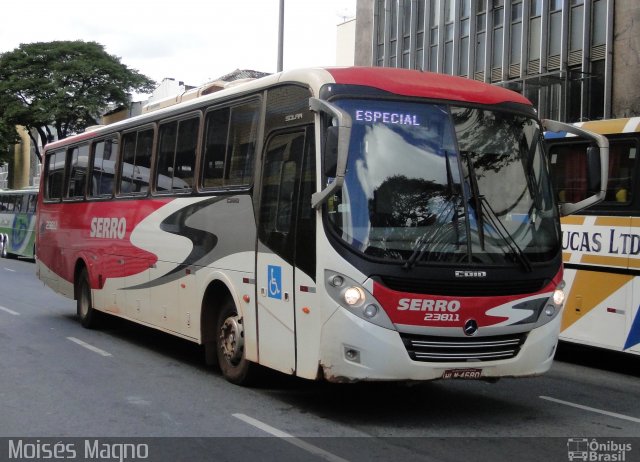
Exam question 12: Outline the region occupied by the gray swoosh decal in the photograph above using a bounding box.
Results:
[123,196,226,290]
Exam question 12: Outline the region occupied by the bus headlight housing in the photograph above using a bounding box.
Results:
[325,270,394,330]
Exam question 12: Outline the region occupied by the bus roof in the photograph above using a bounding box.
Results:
[545,117,640,139]
[325,67,532,106]
[44,66,533,151]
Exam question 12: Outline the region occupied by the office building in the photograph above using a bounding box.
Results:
[354,0,639,121]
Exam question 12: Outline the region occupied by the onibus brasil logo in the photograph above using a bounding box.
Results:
[567,438,632,461]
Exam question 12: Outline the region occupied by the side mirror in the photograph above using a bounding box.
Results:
[586,145,601,193]
[323,126,339,177]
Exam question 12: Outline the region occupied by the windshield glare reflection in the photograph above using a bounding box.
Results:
[327,99,560,267]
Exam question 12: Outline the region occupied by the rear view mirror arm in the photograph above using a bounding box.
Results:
[309,98,352,209]
[542,119,609,216]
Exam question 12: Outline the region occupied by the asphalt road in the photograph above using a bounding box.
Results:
[1,257,639,462]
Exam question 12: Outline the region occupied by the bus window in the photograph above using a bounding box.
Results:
[549,139,637,205]
[202,108,229,188]
[27,194,37,213]
[603,140,636,204]
[157,121,178,191]
[549,143,589,203]
[119,128,153,195]
[201,100,260,189]
[227,101,259,185]
[65,144,89,199]
[45,150,66,201]
[156,116,198,192]
[2,196,15,212]
[90,137,118,198]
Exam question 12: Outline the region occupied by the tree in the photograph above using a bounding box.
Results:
[0,119,19,166]
[0,40,155,161]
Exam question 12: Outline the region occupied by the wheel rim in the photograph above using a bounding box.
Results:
[219,315,244,366]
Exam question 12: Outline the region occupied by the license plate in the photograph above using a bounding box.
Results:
[442,368,482,380]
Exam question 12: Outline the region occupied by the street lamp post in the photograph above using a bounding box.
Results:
[277,0,284,72]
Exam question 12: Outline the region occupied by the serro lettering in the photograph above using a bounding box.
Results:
[397,298,461,312]
[90,217,127,239]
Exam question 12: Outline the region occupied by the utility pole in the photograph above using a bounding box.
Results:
[277,0,284,72]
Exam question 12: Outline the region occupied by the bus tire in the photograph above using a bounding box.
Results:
[215,298,260,386]
[76,269,100,329]
[0,236,6,258]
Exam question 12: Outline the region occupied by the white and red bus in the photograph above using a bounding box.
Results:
[36,67,607,385]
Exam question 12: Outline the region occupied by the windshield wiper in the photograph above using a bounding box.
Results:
[462,151,486,250]
[479,196,533,273]
[462,150,532,273]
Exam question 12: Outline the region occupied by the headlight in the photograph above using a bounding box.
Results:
[553,288,565,305]
[344,286,365,306]
[325,270,395,330]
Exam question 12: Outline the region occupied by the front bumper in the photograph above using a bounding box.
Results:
[319,306,561,382]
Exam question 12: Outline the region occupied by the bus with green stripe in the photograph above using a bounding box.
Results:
[546,117,640,355]
[0,188,38,259]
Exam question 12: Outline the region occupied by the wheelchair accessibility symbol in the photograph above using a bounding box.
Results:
[267,265,282,300]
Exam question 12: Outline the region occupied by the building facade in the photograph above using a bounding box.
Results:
[355,0,640,122]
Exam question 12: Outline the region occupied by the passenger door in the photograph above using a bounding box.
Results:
[256,128,314,374]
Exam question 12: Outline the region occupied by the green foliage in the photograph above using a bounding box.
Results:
[0,40,155,159]
[0,119,19,166]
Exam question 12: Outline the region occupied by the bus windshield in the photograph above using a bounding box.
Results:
[327,99,560,267]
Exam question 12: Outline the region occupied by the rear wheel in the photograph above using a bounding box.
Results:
[76,269,100,329]
[216,298,261,385]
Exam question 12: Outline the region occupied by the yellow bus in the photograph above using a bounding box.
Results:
[546,118,640,355]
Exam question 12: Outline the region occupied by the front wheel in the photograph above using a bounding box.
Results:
[216,298,261,385]
[76,269,101,329]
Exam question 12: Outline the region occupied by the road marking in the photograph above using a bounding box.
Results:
[67,337,112,357]
[540,396,640,424]
[4,268,16,272]
[0,305,20,315]
[233,413,350,462]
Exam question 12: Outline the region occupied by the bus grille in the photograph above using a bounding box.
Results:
[379,276,549,296]
[400,333,527,363]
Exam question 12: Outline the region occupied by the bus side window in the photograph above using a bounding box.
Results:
[202,108,231,188]
[174,117,198,190]
[157,121,178,192]
[65,144,89,199]
[27,194,36,213]
[120,129,153,195]
[90,137,117,198]
[604,140,636,204]
[226,101,260,186]
[45,150,65,201]
[156,116,198,192]
[549,144,588,203]
[201,100,260,190]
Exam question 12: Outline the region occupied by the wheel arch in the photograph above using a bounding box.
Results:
[200,277,239,346]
